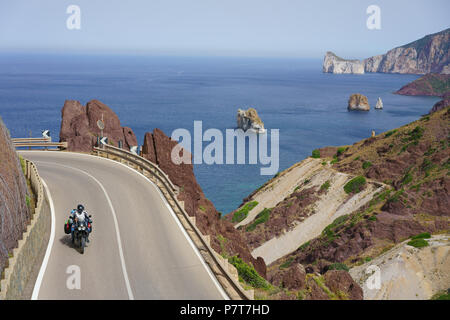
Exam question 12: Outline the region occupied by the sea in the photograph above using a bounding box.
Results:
[0,53,440,214]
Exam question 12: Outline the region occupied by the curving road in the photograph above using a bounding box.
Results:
[19,151,227,300]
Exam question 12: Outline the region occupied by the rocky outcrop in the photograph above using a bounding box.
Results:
[268,265,363,300]
[375,97,383,110]
[395,73,450,97]
[237,108,266,133]
[0,117,30,275]
[430,93,450,114]
[350,234,450,300]
[323,52,365,74]
[348,94,370,111]
[364,28,450,74]
[59,99,137,152]
[141,129,267,277]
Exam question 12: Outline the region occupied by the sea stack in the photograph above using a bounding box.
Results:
[323,51,365,74]
[348,94,370,111]
[237,108,266,133]
[375,97,383,109]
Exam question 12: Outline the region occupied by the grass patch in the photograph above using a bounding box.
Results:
[25,195,31,209]
[246,208,271,232]
[410,232,431,240]
[421,158,436,177]
[311,149,321,158]
[320,180,331,192]
[362,161,372,169]
[407,126,424,142]
[431,290,450,300]
[407,238,429,248]
[401,172,413,186]
[336,147,346,157]
[19,155,26,175]
[217,234,229,258]
[279,257,294,269]
[343,176,366,194]
[228,256,271,289]
[384,129,397,138]
[328,262,349,272]
[298,241,310,252]
[232,201,258,223]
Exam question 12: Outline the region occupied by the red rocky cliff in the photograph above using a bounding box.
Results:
[60,99,137,152]
[0,118,30,274]
[142,129,267,277]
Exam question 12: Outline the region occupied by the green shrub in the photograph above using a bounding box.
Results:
[232,201,258,223]
[199,205,206,212]
[279,257,294,269]
[320,180,331,191]
[410,232,431,240]
[328,263,349,272]
[407,126,424,142]
[431,291,450,300]
[387,189,404,203]
[354,156,360,161]
[312,149,321,158]
[246,208,271,232]
[19,156,26,175]
[368,216,377,221]
[421,158,436,177]
[25,195,31,209]
[298,241,310,251]
[407,238,429,248]
[401,172,413,185]
[228,256,270,289]
[384,130,397,138]
[336,147,346,156]
[362,161,372,169]
[343,176,366,194]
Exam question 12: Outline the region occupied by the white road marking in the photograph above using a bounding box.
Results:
[34,160,135,300]
[31,178,55,300]
[24,151,229,300]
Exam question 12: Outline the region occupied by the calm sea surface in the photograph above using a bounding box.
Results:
[0,53,440,213]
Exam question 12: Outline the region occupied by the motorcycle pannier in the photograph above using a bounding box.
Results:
[64,220,71,234]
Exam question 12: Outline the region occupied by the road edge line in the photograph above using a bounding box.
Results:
[31,178,55,300]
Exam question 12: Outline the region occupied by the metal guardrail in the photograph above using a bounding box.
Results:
[93,144,253,300]
[13,142,68,149]
[12,137,67,149]
[12,137,51,143]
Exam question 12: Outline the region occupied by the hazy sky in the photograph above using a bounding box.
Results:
[0,0,448,58]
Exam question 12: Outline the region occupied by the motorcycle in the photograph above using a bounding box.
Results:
[69,216,92,254]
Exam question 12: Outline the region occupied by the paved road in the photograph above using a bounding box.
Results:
[20,151,226,300]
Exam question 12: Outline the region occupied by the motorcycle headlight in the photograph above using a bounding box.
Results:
[78,227,81,230]
[82,226,86,230]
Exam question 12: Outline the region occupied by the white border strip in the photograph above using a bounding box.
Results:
[31,179,55,300]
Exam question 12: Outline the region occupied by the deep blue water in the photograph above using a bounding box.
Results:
[0,53,440,214]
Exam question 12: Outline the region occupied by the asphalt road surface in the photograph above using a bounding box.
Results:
[20,151,227,300]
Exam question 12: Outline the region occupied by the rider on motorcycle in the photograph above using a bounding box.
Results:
[69,204,92,243]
